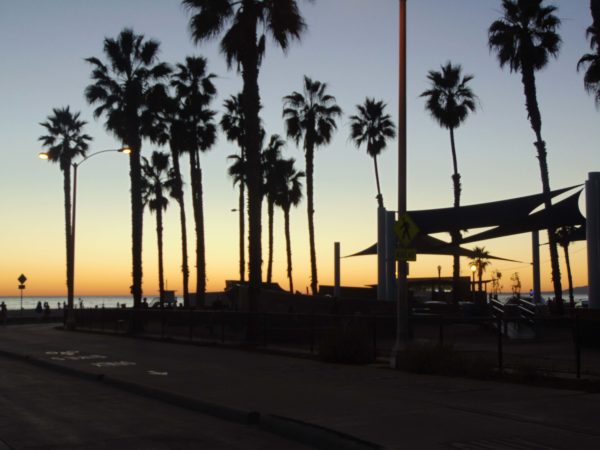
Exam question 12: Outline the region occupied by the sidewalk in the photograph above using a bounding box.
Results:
[1,323,599,449]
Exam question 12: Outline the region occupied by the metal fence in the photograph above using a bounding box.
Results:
[70,306,600,379]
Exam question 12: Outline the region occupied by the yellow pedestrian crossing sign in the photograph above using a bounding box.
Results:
[394,213,419,247]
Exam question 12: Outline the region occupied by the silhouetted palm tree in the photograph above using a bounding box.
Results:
[221,93,247,283]
[555,226,576,308]
[469,246,490,292]
[283,76,342,295]
[273,158,304,293]
[420,62,477,303]
[349,98,396,209]
[142,151,175,307]
[578,1,600,106]
[183,0,307,314]
[39,106,92,310]
[171,56,217,307]
[85,28,170,308]
[489,0,563,309]
[143,90,193,307]
[262,134,286,284]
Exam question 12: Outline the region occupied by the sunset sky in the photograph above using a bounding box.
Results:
[0,0,598,298]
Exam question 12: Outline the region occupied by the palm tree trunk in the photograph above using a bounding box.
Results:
[129,139,144,308]
[170,146,190,308]
[521,66,563,310]
[478,267,483,292]
[449,127,461,304]
[267,198,274,284]
[156,194,165,308]
[239,174,246,282]
[305,143,318,295]
[373,155,384,208]
[563,245,575,308]
[241,7,263,328]
[189,150,206,307]
[197,162,206,307]
[62,167,73,310]
[592,0,600,28]
[284,207,293,293]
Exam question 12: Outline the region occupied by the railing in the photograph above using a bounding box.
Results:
[69,307,600,379]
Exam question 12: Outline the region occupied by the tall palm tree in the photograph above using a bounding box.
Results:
[273,158,304,293]
[578,1,600,106]
[85,28,170,308]
[469,246,491,292]
[489,0,564,310]
[142,151,175,307]
[183,0,307,315]
[420,62,477,303]
[171,56,217,307]
[349,98,396,209]
[143,90,193,307]
[283,76,342,295]
[221,93,247,283]
[262,134,286,284]
[39,107,92,310]
[555,226,576,308]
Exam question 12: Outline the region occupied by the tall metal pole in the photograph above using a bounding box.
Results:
[587,172,600,309]
[334,242,341,298]
[392,0,409,367]
[532,230,541,303]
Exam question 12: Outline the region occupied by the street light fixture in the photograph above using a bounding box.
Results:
[38,146,130,315]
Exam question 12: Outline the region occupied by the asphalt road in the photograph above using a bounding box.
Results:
[2,324,600,449]
[0,356,312,450]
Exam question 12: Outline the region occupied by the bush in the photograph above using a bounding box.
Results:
[317,318,375,364]
[395,342,495,378]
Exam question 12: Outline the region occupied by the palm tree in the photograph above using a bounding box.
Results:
[349,98,396,209]
[469,246,491,292]
[489,0,564,310]
[262,134,286,284]
[183,0,308,315]
[85,28,171,308]
[221,93,247,282]
[142,151,175,307]
[171,56,217,307]
[283,76,342,295]
[578,1,600,106]
[39,107,92,310]
[556,226,576,308]
[273,158,304,293]
[420,62,477,303]
[143,90,193,307]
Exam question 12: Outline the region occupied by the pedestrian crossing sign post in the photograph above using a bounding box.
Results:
[396,247,417,261]
[394,213,419,261]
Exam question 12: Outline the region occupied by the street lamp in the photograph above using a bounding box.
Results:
[392,0,408,369]
[39,147,130,314]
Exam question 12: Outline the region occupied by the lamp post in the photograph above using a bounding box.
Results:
[39,147,130,314]
[392,0,408,368]
[437,264,442,295]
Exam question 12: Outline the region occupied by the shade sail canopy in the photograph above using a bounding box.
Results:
[461,190,585,244]
[348,185,585,260]
[346,233,524,262]
[409,185,579,234]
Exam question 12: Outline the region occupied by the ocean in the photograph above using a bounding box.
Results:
[0,296,133,310]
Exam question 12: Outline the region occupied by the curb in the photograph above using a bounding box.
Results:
[0,348,382,450]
